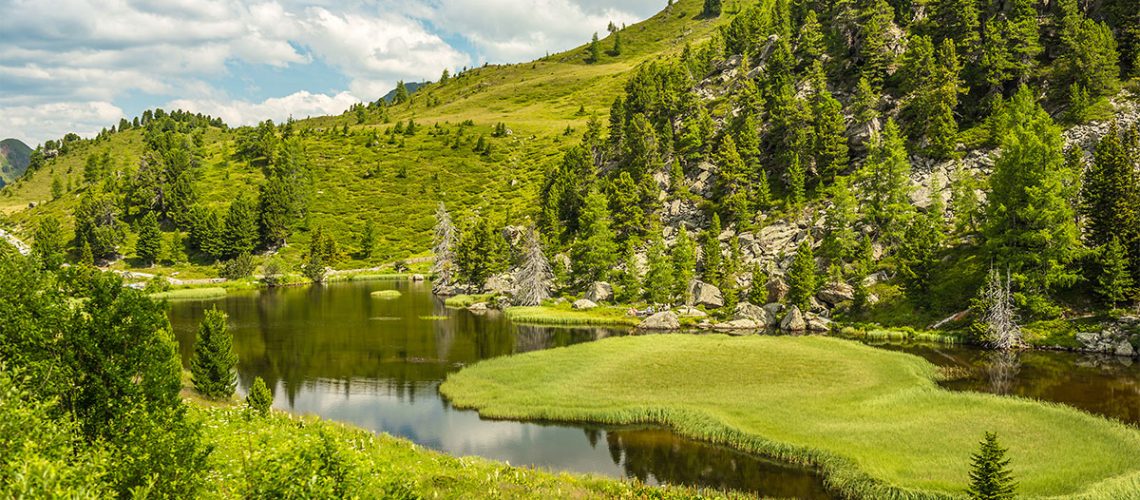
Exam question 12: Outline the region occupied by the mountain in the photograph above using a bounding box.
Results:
[381,81,428,103]
[0,138,32,187]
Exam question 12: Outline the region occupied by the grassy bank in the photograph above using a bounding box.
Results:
[504,304,641,327]
[440,335,1140,499]
[149,287,229,301]
[187,404,729,499]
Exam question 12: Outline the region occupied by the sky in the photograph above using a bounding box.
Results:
[0,0,664,146]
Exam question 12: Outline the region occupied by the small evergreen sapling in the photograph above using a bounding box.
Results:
[191,307,238,400]
[967,432,1017,499]
[246,376,273,416]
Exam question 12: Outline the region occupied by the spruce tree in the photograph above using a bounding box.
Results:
[1097,237,1135,308]
[1081,123,1140,277]
[246,376,273,417]
[899,197,945,310]
[858,119,914,248]
[716,135,751,226]
[747,263,768,305]
[190,307,237,400]
[32,215,66,270]
[224,194,258,258]
[616,241,641,303]
[813,89,849,183]
[588,32,602,63]
[573,188,618,286]
[359,219,377,259]
[136,211,163,266]
[514,227,553,306]
[966,432,1017,500]
[671,226,697,302]
[787,237,819,310]
[822,176,859,265]
[984,87,1081,304]
[852,77,881,129]
[645,230,674,304]
[701,214,723,285]
[859,0,897,88]
[611,30,623,56]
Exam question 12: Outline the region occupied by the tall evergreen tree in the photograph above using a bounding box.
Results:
[822,176,859,265]
[671,226,697,302]
[32,215,66,270]
[701,214,724,285]
[573,188,618,286]
[787,237,819,310]
[899,192,946,309]
[136,211,163,266]
[1081,123,1140,277]
[984,87,1081,305]
[645,230,674,304]
[588,32,602,63]
[616,242,641,303]
[966,432,1017,499]
[813,89,849,182]
[224,194,258,258]
[716,135,751,226]
[245,376,273,417]
[858,119,914,247]
[190,307,237,400]
[1097,236,1135,308]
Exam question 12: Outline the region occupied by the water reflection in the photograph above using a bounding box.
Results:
[167,281,832,498]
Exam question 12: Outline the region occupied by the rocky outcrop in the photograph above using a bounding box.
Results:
[675,306,708,318]
[762,303,784,327]
[818,282,855,306]
[483,274,514,295]
[714,319,762,331]
[1077,317,1139,358]
[572,299,598,310]
[640,311,680,330]
[585,282,613,303]
[805,314,832,332]
[467,302,489,313]
[766,276,790,304]
[689,281,724,308]
[780,306,806,332]
[733,302,769,322]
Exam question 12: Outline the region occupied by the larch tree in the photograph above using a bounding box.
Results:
[573,188,618,286]
[190,307,237,400]
[858,119,914,248]
[822,176,859,265]
[645,230,674,304]
[786,237,819,311]
[135,211,163,267]
[514,227,554,306]
[671,226,696,302]
[701,214,724,285]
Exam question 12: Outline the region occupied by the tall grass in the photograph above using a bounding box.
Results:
[504,306,641,326]
[150,287,228,301]
[441,335,1140,499]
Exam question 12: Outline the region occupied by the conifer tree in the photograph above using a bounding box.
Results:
[796,10,825,66]
[703,0,721,17]
[671,226,696,302]
[455,215,507,288]
[645,231,674,304]
[787,237,819,310]
[514,227,554,306]
[859,119,914,247]
[788,153,806,209]
[1097,237,1135,308]
[813,89,849,182]
[224,194,258,258]
[191,307,237,400]
[701,214,723,285]
[852,77,881,129]
[588,33,602,63]
[573,188,618,286]
[611,30,623,56]
[1081,123,1140,277]
[246,376,273,417]
[432,203,459,288]
[859,0,897,88]
[716,135,751,226]
[616,242,641,303]
[359,219,377,259]
[984,87,1081,303]
[951,161,983,235]
[747,263,768,305]
[1056,0,1119,101]
[136,211,164,267]
[33,215,66,270]
[930,0,980,57]
[966,432,1017,499]
[822,176,859,265]
[899,195,946,310]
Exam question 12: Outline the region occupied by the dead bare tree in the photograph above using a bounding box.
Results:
[513,227,553,306]
[431,203,458,291]
[981,267,1022,350]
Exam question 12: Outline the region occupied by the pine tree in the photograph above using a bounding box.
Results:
[671,226,697,302]
[245,376,273,417]
[431,203,459,288]
[859,0,897,88]
[1097,237,1135,308]
[610,30,623,56]
[136,211,163,266]
[514,227,553,306]
[703,0,722,17]
[822,176,859,265]
[616,241,641,303]
[701,214,723,285]
[32,215,66,270]
[747,263,768,305]
[788,153,806,208]
[984,87,1081,302]
[858,119,914,248]
[573,188,618,286]
[852,77,881,129]
[796,10,825,66]
[190,307,237,400]
[813,89,849,183]
[359,219,377,259]
[455,215,507,288]
[787,237,819,310]
[1081,123,1140,278]
[899,197,945,310]
[645,231,674,304]
[951,161,983,235]
[224,194,258,258]
[716,135,751,226]
[588,32,602,63]
[1056,0,1120,101]
[930,0,980,57]
[966,432,1017,499]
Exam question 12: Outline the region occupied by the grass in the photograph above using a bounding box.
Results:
[149,287,228,301]
[370,290,402,300]
[441,335,1140,499]
[444,294,493,308]
[504,304,641,327]
[186,402,736,498]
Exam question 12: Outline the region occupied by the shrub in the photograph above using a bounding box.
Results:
[246,377,273,416]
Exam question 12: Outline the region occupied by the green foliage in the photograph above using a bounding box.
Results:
[588,32,602,63]
[899,195,946,310]
[224,193,258,258]
[303,226,341,284]
[135,210,162,265]
[572,189,618,286]
[32,215,65,270]
[1081,123,1140,278]
[191,307,237,400]
[967,432,1017,499]
[220,252,255,280]
[747,262,767,305]
[822,176,858,265]
[700,214,723,285]
[455,215,507,288]
[1096,237,1135,307]
[702,0,721,17]
[246,377,274,416]
[671,226,696,302]
[858,119,914,248]
[644,230,674,304]
[787,237,818,310]
[73,189,125,260]
[615,242,641,303]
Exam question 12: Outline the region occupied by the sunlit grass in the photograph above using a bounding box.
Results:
[441,335,1140,499]
[505,305,640,326]
[370,290,402,300]
[150,287,228,301]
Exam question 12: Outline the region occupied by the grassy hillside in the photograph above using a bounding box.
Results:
[0,0,727,278]
[0,138,32,187]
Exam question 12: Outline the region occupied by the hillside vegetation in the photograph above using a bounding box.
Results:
[0,138,32,187]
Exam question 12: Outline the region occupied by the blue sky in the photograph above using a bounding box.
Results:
[0,0,663,146]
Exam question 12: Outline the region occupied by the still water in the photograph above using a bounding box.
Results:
[167,280,1140,498]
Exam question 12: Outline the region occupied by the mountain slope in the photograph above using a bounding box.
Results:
[0,138,32,187]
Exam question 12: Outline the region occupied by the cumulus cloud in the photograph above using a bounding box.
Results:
[0,101,124,147]
[167,90,359,127]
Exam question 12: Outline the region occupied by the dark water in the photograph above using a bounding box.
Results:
[168,281,832,499]
[167,281,1140,498]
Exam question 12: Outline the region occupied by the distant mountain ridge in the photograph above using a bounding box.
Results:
[0,138,32,187]
[382,81,427,102]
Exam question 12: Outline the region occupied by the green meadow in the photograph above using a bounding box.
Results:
[441,335,1140,499]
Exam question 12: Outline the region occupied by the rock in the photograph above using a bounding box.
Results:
[640,311,680,330]
[410,274,425,282]
[766,276,790,303]
[733,302,768,322]
[1077,331,1099,349]
[809,296,829,316]
[864,271,890,287]
[675,305,708,318]
[762,303,785,327]
[484,274,513,295]
[467,302,489,313]
[817,282,854,305]
[1116,341,1135,358]
[585,282,613,303]
[805,314,832,332]
[572,299,598,310]
[780,306,806,332]
[501,226,526,248]
[689,281,724,308]
[714,319,761,330]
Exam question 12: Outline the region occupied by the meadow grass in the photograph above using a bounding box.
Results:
[504,305,641,327]
[370,290,402,300]
[440,335,1140,499]
[444,294,492,308]
[149,287,228,301]
[187,404,737,499]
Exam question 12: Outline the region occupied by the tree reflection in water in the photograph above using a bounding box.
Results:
[985,350,1022,395]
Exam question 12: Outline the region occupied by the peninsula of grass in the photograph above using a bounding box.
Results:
[149,287,228,301]
[444,294,492,308]
[504,304,641,327]
[440,335,1140,499]
[370,290,402,300]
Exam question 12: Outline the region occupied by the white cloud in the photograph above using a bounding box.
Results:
[0,101,124,146]
[167,90,360,127]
